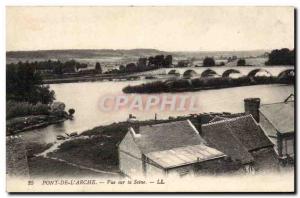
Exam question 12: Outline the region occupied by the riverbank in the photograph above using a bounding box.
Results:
[6,99,74,135]
[41,69,155,84]
[42,74,142,84]
[6,114,70,136]
[123,76,294,93]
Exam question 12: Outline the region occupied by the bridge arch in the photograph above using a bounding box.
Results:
[277,69,295,78]
[247,69,272,77]
[201,69,218,78]
[222,69,241,78]
[183,69,197,77]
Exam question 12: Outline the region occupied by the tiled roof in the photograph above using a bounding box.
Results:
[145,144,225,169]
[259,101,294,134]
[201,115,273,164]
[209,116,228,123]
[131,120,206,154]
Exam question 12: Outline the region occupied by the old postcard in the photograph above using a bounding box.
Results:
[6,6,295,192]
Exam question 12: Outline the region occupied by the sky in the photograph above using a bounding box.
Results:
[6,6,294,52]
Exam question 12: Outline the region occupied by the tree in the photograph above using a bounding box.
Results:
[203,57,215,67]
[6,63,55,104]
[153,55,165,68]
[119,65,125,72]
[126,63,137,72]
[95,62,102,74]
[148,56,155,66]
[177,60,189,67]
[63,60,77,73]
[53,64,63,74]
[164,55,173,67]
[265,48,294,65]
[68,108,75,116]
[137,58,147,68]
[237,59,246,66]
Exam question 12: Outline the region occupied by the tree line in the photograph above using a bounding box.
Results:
[7,60,103,75]
[106,54,173,74]
[265,48,294,65]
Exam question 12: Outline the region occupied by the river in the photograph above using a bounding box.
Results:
[19,80,294,144]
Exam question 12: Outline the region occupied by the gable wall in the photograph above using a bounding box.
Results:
[118,131,143,177]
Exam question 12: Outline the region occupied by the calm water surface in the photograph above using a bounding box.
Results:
[20,80,294,144]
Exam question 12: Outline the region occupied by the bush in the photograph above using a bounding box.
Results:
[7,100,50,119]
[171,79,191,89]
[123,81,169,93]
[237,59,246,66]
[203,57,216,67]
[68,108,75,115]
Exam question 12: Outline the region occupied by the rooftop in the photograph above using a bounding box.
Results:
[259,101,294,134]
[145,144,225,169]
[201,115,273,164]
[131,120,207,154]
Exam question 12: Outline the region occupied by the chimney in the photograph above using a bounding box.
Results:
[128,114,140,134]
[132,122,140,134]
[244,98,261,122]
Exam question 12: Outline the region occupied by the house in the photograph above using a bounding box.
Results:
[118,120,226,178]
[243,96,294,162]
[201,114,278,173]
[259,98,294,161]
[77,67,96,74]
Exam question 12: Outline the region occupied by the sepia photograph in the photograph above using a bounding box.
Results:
[5,6,295,192]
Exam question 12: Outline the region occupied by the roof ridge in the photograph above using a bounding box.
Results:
[202,114,252,126]
[141,119,186,128]
[261,101,294,106]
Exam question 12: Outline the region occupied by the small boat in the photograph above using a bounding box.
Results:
[56,135,66,140]
[69,132,78,137]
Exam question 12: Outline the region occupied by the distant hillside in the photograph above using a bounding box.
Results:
[6,49,166,60]
[6,49,268,64]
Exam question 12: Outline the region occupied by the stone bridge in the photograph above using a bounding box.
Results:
[139,66,295,78]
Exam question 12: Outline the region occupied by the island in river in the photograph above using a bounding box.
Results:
[123,75,294,94]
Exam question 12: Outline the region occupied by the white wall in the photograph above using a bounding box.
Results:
[119,131,144,177]
[145,161,165,177]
